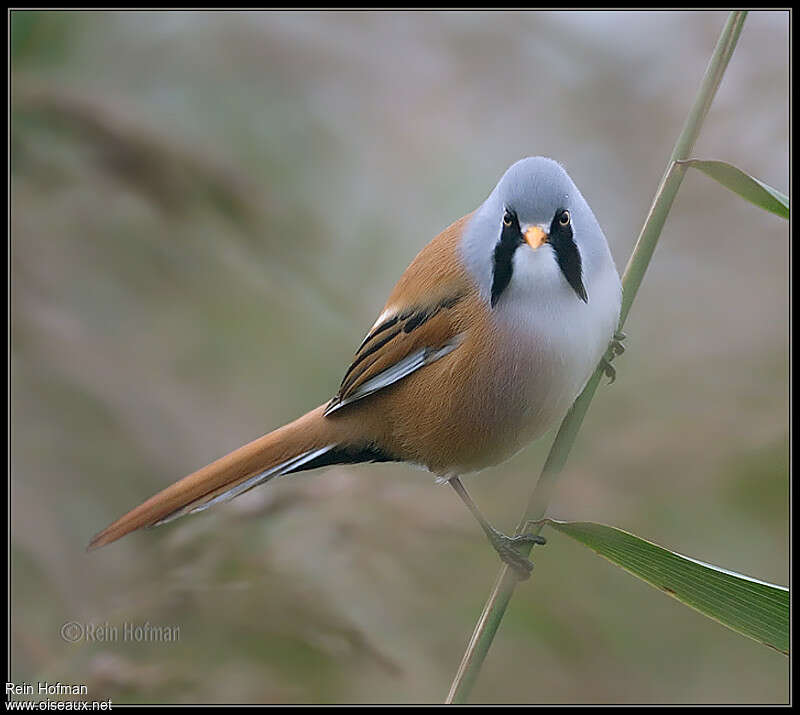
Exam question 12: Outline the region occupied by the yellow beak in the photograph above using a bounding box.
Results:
[524,225,548,250]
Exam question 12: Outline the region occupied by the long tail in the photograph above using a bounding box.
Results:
[87,405,389,550]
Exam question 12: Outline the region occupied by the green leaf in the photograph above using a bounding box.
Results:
[678,159,788,218]
[538,519,789,655]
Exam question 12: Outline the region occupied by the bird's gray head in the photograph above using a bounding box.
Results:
[461,157,611,308]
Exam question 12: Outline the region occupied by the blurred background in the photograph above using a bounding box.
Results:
[10,10,788,705]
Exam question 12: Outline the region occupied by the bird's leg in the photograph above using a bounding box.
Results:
[601,330,627,384]
[448,476,546,580]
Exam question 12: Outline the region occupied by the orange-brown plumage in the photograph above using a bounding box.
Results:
[88,213,488,550]
[88,156,622,581]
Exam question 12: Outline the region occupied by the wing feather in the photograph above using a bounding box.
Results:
[325,293,467,415]
[325,213,476,417]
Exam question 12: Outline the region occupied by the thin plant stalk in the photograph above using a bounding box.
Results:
[446,11,748,705]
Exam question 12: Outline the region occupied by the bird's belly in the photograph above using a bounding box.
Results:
[443,304,615,474]
[379,269,620,477]
[451,344,591,473]
[389,336,595,477]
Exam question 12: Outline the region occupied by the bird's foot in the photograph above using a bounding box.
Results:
[601,356,617,384]
[612,330,626,356]
[487,528,546,581]
[601,330,627,384]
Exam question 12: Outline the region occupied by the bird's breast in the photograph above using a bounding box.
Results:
[451,263,621,473]
[367,260,621,477]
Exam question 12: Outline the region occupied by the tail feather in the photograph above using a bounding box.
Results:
[152,445,335,527]
[87,405,340,551]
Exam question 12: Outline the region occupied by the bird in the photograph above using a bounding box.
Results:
[88,157,623,579]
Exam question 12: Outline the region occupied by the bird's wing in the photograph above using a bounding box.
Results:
[324,295,467,415]
[324,213,476,416]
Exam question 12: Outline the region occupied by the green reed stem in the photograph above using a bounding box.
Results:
[446,11,748,704]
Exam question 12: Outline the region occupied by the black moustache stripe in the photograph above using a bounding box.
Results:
[549,220,587,303]
[490,215,523,307]
[491,209,587,307]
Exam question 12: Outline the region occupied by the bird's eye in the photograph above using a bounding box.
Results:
[503,210,514,227]
[558,210,571,227]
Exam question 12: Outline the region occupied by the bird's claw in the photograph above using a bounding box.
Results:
[601,356,617,384]
[611,329,627,356]
[489,529,547,581]
[602,330,627,384]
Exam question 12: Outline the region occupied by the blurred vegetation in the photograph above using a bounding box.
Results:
[10,11,788,704]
